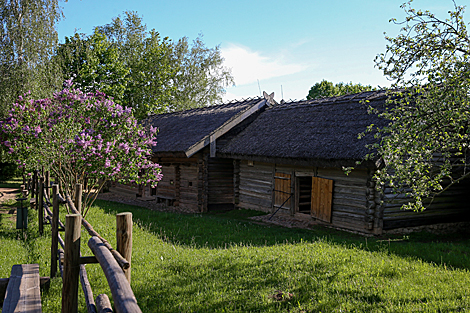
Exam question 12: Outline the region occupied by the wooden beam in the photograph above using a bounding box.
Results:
[88,237,142,313]
[185,99,266,157]
[79,256,98,264]
[2,264,42,313]
[80,264,97,313]
[50,184,60,279]
[95,294,113,313]
[38,177,44,235]
[65,196,130,270]
[62,214,81,313]
[74,184,83,214]
[210,135,216,158]
[116,213,133,283]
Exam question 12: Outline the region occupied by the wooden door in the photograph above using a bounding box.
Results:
[311,177,333,223]
[274,172,291,209]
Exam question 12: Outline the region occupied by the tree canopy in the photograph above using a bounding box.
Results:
[307,80,376,100]
[0,0,63,118]
[56,31,130,105]
[59,11,234,119]
[370,0,470,210]
[0,82,162,214]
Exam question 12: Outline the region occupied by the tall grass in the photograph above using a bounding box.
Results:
[1,194,469,312]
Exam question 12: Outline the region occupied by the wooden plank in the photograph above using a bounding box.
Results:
[311,177,333,223]
[2,264,42,313]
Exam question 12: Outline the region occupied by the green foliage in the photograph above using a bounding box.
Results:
[169,35,234,112]
[0,162,18,181]
[95,12,177,119]
[0,85,162,214]
[62,11,234,119]
[0,0,63,120]
[56,31,130,105]
[307,80,376,100]
[371,1,470,210]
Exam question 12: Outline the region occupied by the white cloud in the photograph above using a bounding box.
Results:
[221,44,304,86]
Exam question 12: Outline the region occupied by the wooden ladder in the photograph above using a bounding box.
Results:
[2,264,42,313]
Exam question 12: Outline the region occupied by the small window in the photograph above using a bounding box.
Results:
[247,160,254,167]
[170,180,174,185]
[189,181,193,187]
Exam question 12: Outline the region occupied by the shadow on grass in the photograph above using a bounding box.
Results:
[95,199,470,271]
[0,179,22,189]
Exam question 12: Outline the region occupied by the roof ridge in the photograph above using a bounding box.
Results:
[275,89,389,109]
[146,97,262,119]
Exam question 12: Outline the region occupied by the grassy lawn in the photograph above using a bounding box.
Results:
[1,183,469,312]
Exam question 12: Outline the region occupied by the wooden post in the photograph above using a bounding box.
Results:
[116,212,133,283]
[32,170,37,196]
[50,184,59,278]
[45,171,50,199]
[38,177,44,235]
[62,214,81,313]
[74,184,82,214]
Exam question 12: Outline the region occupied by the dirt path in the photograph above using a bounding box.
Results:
[0,187,21,221]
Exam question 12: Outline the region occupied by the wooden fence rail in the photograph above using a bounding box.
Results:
[31,172,141,313]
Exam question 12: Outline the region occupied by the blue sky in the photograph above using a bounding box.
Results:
[57,0,464,102]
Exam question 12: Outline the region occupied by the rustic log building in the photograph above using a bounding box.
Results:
[141,97,270,211]
[140,91,470,235]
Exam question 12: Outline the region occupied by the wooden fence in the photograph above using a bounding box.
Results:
[29,170,142,313]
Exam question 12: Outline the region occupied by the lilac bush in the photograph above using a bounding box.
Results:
[0,81,162,216]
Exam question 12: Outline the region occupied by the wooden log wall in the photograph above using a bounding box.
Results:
[236,160,376,233]
[154,154,201,211]
[179,163,199,211]
[207,158,234,206]
[381,176,470,230]
[154,165,177,199]
[317,167,371,233]
[199,153,207,212]
[238,161,274,212]
[233,160,240,205]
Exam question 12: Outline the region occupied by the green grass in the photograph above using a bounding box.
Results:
[1,195,470,312]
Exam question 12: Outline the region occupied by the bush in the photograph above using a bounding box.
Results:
[0,162,18,181]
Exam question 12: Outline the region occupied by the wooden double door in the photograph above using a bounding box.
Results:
[293,175,334,223]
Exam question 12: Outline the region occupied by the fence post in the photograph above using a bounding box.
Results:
[62,214,81,313]
[32,170,38,197]
[116,212,133,283]
[74,184,82,215]
[50,184,59,278]
[38,177,44,235]
[45,171,50,199]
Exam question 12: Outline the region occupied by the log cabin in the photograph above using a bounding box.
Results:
[139,90,470,234]
[140,97,270,211]
[217,91,470,235]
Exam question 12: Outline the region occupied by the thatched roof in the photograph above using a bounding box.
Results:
[219,90,389,167]
[143,98,266,155]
